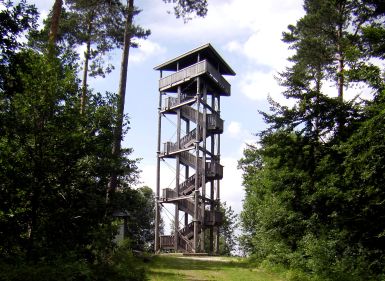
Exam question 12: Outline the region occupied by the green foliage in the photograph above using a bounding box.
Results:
[114,186,156,251]
[163,0,208,22]
[0,49,126,260]
[204,201,238,256]
[0,4,143,279]
[60,0,150,77]
[0,0,38,58]
[147,254,281,281]
[0,258,92,281]
[218,202,239,256]
[90,242,147,281]
[0,0,38,91]
[240,1,385,280]
[0,243,146,281]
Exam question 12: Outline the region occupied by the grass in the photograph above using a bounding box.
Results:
[145,254,285,281]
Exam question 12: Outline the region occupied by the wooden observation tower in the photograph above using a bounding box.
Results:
[154,44,235,254]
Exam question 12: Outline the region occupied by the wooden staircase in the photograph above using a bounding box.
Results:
[159,93,224,252]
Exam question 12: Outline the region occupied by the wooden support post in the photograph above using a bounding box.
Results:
[200,83,207,252]
[215,94,221,255]
[155,83,163,252]
[193,76,201,252]
[174,85,182,252]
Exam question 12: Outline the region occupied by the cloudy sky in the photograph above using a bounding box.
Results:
[29,0,305,221]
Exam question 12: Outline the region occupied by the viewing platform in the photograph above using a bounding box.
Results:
[158,60,231,96]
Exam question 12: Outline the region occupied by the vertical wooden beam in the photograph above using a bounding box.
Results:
[200,83,207,252]
[155,71,163,252]
[185,119,190,230]
[209,93,216,255]
[174,85,182,252]
[193,76,201,253]
[215,94,221,255]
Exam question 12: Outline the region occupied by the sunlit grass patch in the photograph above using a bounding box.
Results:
[146,254,285,281]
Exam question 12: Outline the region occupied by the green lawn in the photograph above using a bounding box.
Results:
[145,254,285,281]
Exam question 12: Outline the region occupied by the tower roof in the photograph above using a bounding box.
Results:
[154,43,236,76]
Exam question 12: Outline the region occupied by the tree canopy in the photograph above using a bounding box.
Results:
[240,0,385,280]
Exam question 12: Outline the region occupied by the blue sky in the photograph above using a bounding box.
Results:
[29,0,306,215]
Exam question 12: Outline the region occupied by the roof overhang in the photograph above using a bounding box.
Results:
[154,43,236,76]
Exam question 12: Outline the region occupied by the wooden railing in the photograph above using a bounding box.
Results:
[162,95,192,111]
[179,198,201,218]
[179,174,197,195]
[180,222,195,238]
[206,162,223,180]
[159,60,231,95]
[178,235,193,252]
[159,61,206,90]
[162,188,177,200]
[204,210,222,225]
[207,114,223,133]
[181,107,223,133]
[162,141,182,156]
[180,151,202,170]
[205,61,232,95]
[162,96,179,111]
[160,235,174,249]
[180,128,198,148]
[181,106,201,123]
[162,97,224,134]
[160,129,197,155]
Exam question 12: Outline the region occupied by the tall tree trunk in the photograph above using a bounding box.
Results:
[107,0,134,201]
[48,0,63,47]
[314,65,322,142]
[337,29,344,102]
[80,16,93,114]
[336,2,346,133]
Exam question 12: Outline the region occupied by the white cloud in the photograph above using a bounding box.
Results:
[130,39,166,63]
[141,0,305,107]
[239,138,259,155]
[225,121,256,152]
[221,157,244,214]
[224,41,243,53]
[227,121,242,138]
[138,161,177,193]
[220,0,304,104]
[320,79,375,102]
[345,82,375,101]
[143,0,303,45]
[240,70,296,107]
[243,30,291,70]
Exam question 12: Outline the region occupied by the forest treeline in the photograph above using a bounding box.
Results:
[239,0,385,280]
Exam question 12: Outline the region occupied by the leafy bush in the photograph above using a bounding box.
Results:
[0,243,147,281]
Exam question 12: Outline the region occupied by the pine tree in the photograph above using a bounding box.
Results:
[240,0,385,279]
